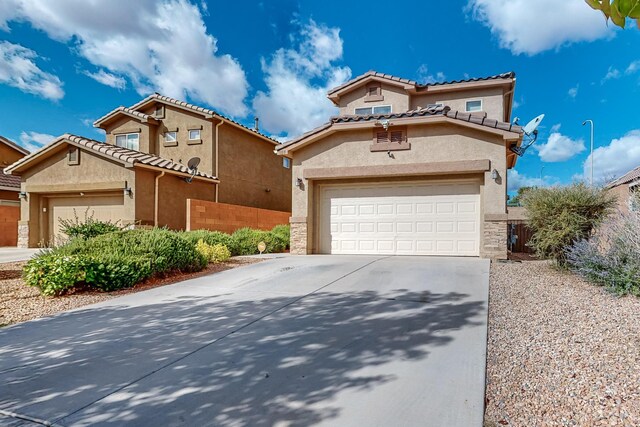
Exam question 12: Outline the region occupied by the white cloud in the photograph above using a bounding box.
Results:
[535,132,586,162]
[466,0,612,55]
[416,64,446,84]
[582,130,640,184]
[550,123,562,133]
[19,131,56,152]
[0,41,64,100]
[0,0,248,116]
[626,60,640,75]
[508,169,549,192]
[252,20,351,138]
[602,66,621,83]
[83,69,126,89]
[568,85,578,98]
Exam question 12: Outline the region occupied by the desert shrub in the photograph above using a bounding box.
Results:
[23,252,86,296]
[522,183,616,266]
[58,208,121,240]
[183,230,238,255]
[232,227,271,255]
[270,224,290,250]
[25,228,207,295]
[567,213,640,296]
[195,240,231,263]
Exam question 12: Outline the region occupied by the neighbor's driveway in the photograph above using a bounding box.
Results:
[0,255,489,427]
[0,247,39,263]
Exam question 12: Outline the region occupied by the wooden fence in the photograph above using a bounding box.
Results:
[186,199,290,234]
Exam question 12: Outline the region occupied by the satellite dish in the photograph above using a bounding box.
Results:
[523,114,545,135]
[510,114,545,157]
[185,157,200,183]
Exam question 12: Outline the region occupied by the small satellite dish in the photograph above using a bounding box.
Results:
[185,157,200,183]
[510,114,545,157]
[523,114,545,135]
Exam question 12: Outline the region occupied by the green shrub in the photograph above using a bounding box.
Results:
[270,224,290,250]
[83,254,153,292]
[210,244,231,262]
[522,183,616,266]
[58,208,121,240]
[567,213,640,296]
[182,230,237,255]
[231,227,271,255]
[23,252,86,296]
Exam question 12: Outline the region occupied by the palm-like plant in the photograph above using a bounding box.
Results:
[586,0,640,28]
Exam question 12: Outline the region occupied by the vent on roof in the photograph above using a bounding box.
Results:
[154,104,165,119]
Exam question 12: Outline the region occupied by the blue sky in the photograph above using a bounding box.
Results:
[0,0,639,194]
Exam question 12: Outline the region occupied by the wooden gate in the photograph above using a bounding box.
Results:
[508,221,534,254]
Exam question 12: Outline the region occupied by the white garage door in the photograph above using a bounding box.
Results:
[48,194,125,244]
[319,182,480,256]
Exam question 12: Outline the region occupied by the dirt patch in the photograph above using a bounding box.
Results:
[0,257,262,327]
[485,260,640,426]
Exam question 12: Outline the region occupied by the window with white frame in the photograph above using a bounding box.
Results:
[115,133,139,150]
[465,99,483,112]
[164,131,177,143]
[354,105,392,115]
[283,157,291,169]
[189,129,201,140]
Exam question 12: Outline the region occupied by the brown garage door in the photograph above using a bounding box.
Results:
[48,194,125,244]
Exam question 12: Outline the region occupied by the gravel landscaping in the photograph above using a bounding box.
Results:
[0,257,261,327]
[485,260,640,426]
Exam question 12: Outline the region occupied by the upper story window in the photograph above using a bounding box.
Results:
[115,133,139,150]
[355,105,392,115]
[164,131,177,142]
[283,157,291,169]
[189,129,201,140]
[465,99,483,113]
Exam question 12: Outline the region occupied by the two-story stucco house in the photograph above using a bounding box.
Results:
[607,165,640,213]
[277,70,524,259]
[5,94,292,247]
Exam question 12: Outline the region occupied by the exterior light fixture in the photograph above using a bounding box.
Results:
[18,191,27,200]
[124,187,133,196]
[491,169,499,181]
[295,178,303,188]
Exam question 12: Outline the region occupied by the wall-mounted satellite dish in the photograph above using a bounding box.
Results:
[185,157,200,183]
[510,114,545,157]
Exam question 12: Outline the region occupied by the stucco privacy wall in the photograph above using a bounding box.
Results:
[289,123,509,258]
[608,184,632,215]
[19,146,136,246]
[186,199,290,234]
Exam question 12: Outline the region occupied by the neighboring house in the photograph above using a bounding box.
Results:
[0,136,28,246]
[5,94,291,247]
[277,70,523,259]
[607,165,640,213]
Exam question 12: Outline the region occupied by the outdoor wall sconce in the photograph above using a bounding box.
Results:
[124,187,133,197]
[18,191,27,200]
[491,169,500,181]
[295,178,303,188]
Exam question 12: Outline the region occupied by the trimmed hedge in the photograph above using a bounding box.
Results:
[182,225,290,256]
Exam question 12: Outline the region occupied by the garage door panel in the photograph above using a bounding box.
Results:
[49,194,125,243]
[320,182,480,256]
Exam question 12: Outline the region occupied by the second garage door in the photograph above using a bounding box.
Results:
[319,182,480,256]
[48,194,125,244]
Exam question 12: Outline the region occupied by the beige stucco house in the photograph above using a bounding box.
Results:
[5,94,292,247]
[607,165,640,213]
[277,70,524,259]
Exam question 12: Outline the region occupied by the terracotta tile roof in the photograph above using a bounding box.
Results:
[4,134,218,181]
[93,106,152,125]
[607,165,640,188]
[277,105,522,151]
[327,70,515,95]
[0,168,20,189]
[124,93,280,145]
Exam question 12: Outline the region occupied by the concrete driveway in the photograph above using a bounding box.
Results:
[0,247,40,263]
[0,255,489,427]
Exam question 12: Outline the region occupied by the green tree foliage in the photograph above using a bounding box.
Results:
[507,186,534,207]
[586,0,640,28]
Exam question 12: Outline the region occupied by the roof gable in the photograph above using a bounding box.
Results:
[607,165,640,188]
[4,134,218,182]
[0,135,29,156]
